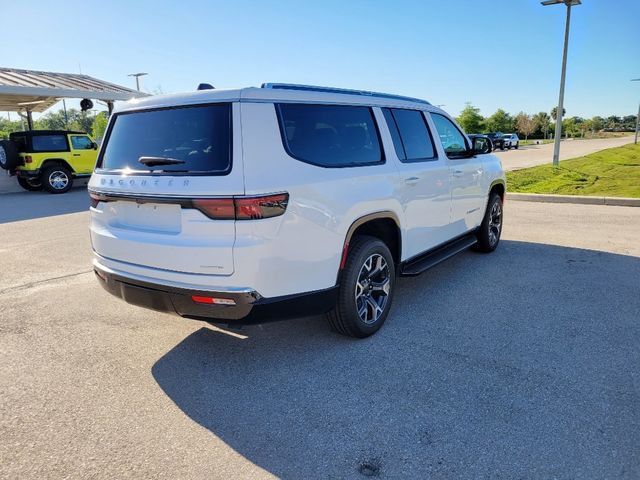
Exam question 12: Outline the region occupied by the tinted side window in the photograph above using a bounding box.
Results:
[382,108,436,162]
[276,104,383,167]
[32,135,68,152]
[70,136,93,150]
[431,113,468,156]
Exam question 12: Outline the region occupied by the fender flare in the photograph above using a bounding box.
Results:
[489,179,506,198]
[40,158,75,173]
[337,211,402,281]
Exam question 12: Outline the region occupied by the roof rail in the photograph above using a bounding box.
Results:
[261,83,430,105]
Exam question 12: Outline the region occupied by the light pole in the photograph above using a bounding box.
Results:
[128,72,148,91]
[542,0,581,166]
[632,78,640,144]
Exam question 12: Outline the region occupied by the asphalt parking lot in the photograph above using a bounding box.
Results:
[1,191,639,479]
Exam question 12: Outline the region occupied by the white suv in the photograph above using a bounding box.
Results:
[503,133,520,149]
[89,83,505,338]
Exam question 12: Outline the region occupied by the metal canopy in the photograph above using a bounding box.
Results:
[0,67,148,113]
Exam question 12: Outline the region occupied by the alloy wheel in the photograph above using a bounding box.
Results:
[488,201,502,246]
[49,170,69,190]
[354,253,391,324]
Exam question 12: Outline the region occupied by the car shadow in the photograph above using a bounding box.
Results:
[151,240,640,478]
[0,186,89,224]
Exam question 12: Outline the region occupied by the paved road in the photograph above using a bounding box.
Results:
[1,194,639,479]
[495,136,635,171]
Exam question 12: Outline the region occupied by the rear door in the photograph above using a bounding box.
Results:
[69,134,97,173]
[89,102,243,275]
[381,108,451,258]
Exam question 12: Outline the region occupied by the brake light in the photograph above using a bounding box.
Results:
[235,194,289,220]
[193,193,289,220]
[89,191,100,208]
[25,155,33,164]
[191,198,235,220]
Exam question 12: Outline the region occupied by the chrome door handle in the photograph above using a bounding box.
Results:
[404,176,420,185]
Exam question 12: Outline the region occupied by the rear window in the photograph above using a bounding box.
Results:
[98,104,231,174]
[382,108,436,162]
[276,103,383,167]
[32,135,68,152]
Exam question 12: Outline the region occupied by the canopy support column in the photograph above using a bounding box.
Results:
[26,110,33,130]
[107,101,114,117]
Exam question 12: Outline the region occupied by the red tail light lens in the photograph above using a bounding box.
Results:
[192,198,235,220]
[235,193,289,220]
[193,194,288,220]
[25,155,33,164]
[89,191,100,208]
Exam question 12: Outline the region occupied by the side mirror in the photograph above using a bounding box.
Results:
[91,142,98,150]
[471,136,492,155]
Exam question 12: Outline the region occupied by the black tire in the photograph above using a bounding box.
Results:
[0,139,19,170]
[500,144,505,151]
[42,164,73,194]
[474,193,503,253]
[515,143,519,149]
[327,235,396,338]
[17,177,43,191]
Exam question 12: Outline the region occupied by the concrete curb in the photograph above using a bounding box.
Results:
[506,192,640,207]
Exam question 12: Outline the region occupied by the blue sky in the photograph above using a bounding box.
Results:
[2,0,639,119]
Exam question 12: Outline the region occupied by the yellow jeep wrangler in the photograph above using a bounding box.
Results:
[0,130,98,193]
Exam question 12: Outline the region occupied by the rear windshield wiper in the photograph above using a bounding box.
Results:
[138,156,186,167]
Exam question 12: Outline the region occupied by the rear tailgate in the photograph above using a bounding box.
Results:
[88,102,243,276]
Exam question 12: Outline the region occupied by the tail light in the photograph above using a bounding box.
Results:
[191,198,235,220]
[89,191,100,208]
[234,194,289,220]
[193,193,289,220]
[87,191,289,220]
[25,155,33,164]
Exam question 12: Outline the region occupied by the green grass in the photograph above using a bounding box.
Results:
[506,143,640,198]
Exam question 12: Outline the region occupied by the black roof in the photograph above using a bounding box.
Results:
[10,129,87,137]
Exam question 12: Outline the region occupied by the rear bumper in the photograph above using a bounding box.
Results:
[94,263,338,325]
[14,169,40,178]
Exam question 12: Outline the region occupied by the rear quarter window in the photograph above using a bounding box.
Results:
[276,103,383,167]
[98,103,231,175]
[32,135,68,152]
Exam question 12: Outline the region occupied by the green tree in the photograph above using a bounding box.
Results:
[92,112,108,142]
[35,108,97,133]
[0,117,24,139]
[515,112,535,141]
[590,116,604,133]
[532,112,551,138]
[606,116,621,129]
[550,106,566,121]
[485,109,513,133]
[456,103,484,133]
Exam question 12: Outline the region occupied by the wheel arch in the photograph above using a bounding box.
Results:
[40,158,75,173]
[338,212,402,281]
[489,179,505,200]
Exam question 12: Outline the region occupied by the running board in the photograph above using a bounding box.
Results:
[400,234,477,276]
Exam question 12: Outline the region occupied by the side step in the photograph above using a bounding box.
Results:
[400,233,477,276]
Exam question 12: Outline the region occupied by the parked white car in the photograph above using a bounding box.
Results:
[503,133,520,149]
[89,83,506,337]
